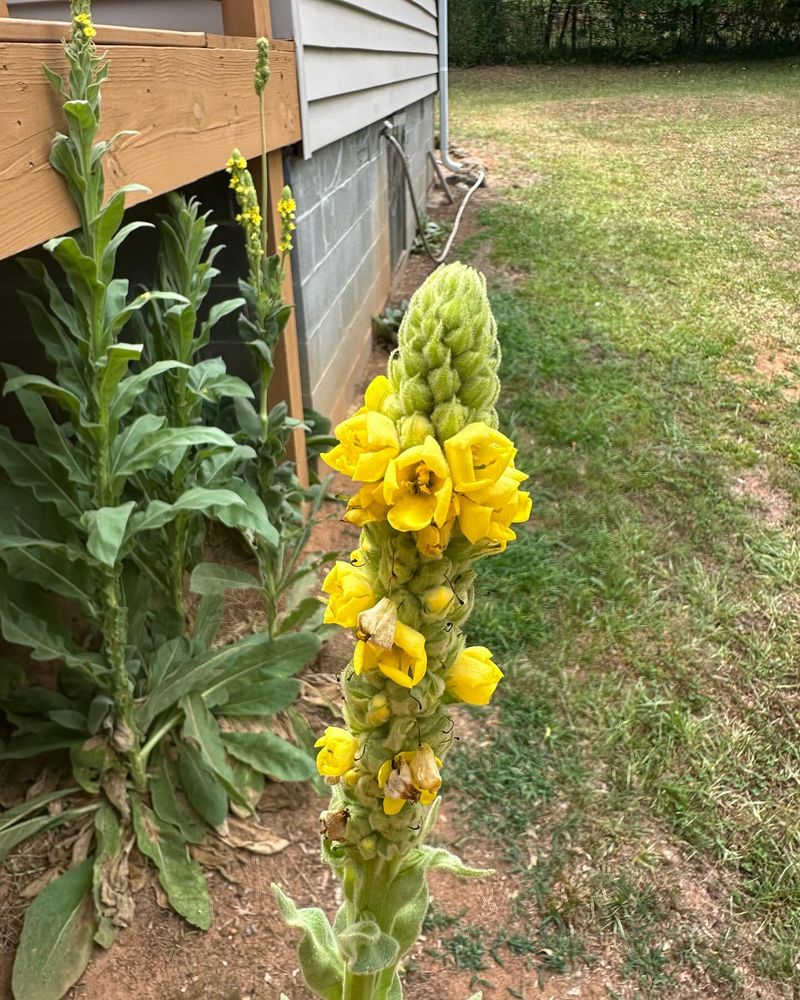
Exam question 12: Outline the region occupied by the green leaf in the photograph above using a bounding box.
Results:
[126,487,247,537]
[278,597,324,635]
[111,424,237,480]
[221,730,315,783]
[139,633,280,728]
[151,751,206,845]
[106,290,188,340]
[145,637,195,692]
[12,858,96,1000]
[419,845,494,878]
[0,788,78,834]
[0,803,86,862]
[2,373,91,486]
[177,738,228,828]
[272,885,344,1000]
[193,593,224,650]
[82,502,136,567]
[109,360,190,422]
[98,342,143,408]
[0,536,96,609]
[338,919,399,975]
[131,798,211,929]
[0,427,81,517]
[0,583,105,675]
[189,562,261,596]
[233,397,262,440]
[204,631,321,708]
[3,373,83,419]
[181,694,249,810]
[220,479,279,546]
[219,678,300,717]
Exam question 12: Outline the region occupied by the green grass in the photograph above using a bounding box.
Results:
[443,60,800,995]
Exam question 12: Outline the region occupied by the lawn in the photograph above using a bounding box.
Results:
[439,60,800,996]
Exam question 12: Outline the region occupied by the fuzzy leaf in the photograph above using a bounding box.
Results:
[82,502,136,567]
[98,343,143,407]
[151,752,206,845]
[0,536,96,609]
[111,425,237,480]
[0,806,85,862]
[131,798,211,929]
[419,845,494,878]
[338,919,399,975]
[92,802,133,948]
[109,360,190,422]
[0,427,81,517]
[217,678,300,717]
[140,632,318,728]
[11,858,96,1000]
[126,487,246,537]
[177,738,228,827]
[181,694,249,809]
[221,730,315,783]
[189,562,261,596]
[3,373,83,419]
[272,885,343,1000]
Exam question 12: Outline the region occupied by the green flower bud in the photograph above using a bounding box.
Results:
[432,400,471,441]
[427,365,461,404]
[398,413,435,449]
[254,37,271,96]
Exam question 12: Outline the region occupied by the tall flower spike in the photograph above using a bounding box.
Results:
[254,36,270,97]
[276,263,529,1000]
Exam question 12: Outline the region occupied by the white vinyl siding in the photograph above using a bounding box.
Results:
[294,0,438,155]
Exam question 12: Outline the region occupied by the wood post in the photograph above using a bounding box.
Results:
[220,0,309,485]
[0,2,9,17]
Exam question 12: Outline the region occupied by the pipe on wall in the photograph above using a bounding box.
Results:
[437,0,464,173]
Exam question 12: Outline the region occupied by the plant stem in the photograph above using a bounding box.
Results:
[259,90,268,251]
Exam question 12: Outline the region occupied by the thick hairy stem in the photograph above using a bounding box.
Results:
[102,570,146,791]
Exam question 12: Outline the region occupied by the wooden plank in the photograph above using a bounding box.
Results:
[265,150,308,484]
[298,0,437,53]
[0,18,208,45]
[0,41,300,259]
[0,1,9,16]
[307,73,437,153]
[304,46,436,102]
[220,0,271,37]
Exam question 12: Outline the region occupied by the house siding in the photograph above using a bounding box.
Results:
[289,94,434,424]
[296,0,438,155]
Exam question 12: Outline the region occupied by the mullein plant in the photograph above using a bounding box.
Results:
[274,263,531,999]
[0,9,321,998]
[192,38,334,636]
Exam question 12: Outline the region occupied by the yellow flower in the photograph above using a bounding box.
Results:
[321,561,376,628]
[83,25,96,37]
[354,621,426,689]
[445,647,503,705]
[363,375,392,414]
[455,465,531,550]
[322,411,400,483]
[74,11,90,24]
[421,584,456,615]
[314,726,359,777]
[366,693,391,727]
[383,436,453,533]
[415,516,455,560]
[378,745,442,815]
[344,482,390,526]
[444,422,516,495]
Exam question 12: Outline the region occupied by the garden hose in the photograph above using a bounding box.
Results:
[380,121,485,265]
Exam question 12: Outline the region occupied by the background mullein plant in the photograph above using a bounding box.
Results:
[193,37,336,637]
[274,262,531,1000]
[0,9,321,998]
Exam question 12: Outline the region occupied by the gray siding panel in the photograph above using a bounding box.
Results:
[298,0,438,154]
[298,0,437,53]
[304,48,436,101]
[307,75,437,153]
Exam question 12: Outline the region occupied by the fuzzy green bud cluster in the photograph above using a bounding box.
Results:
[254,37,271,97]
[384,262,502,440]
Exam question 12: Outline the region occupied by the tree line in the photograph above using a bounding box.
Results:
[448,0,800,63]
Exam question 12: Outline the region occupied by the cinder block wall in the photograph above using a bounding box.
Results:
[288,95,433,426]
